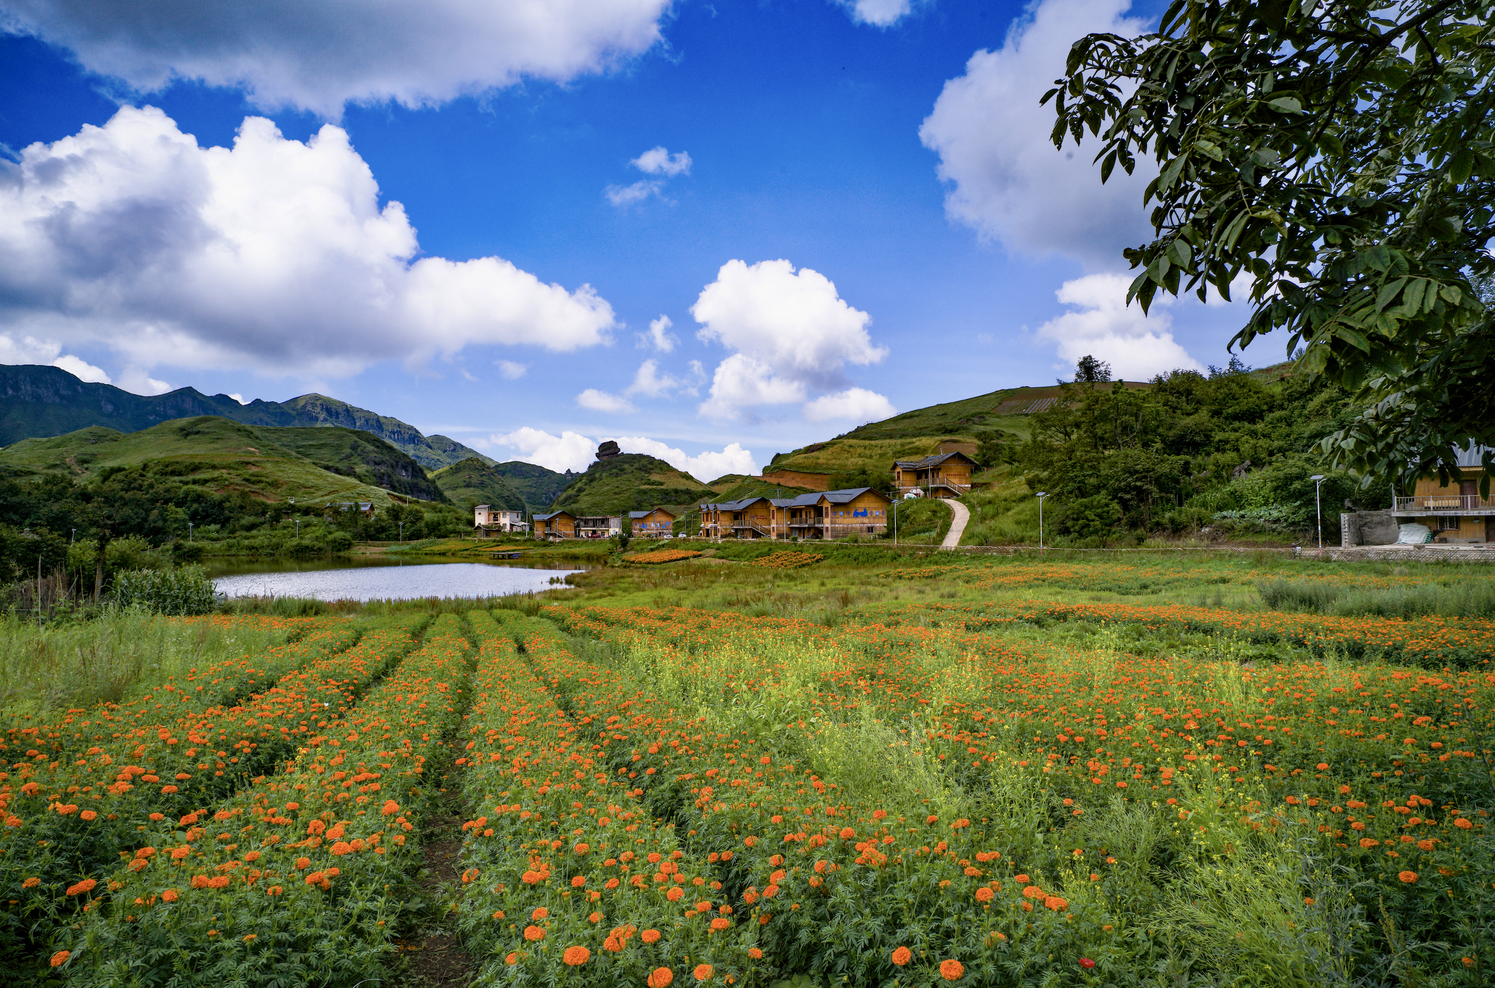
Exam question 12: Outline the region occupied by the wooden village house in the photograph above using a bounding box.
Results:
[698,487,891,540]
[893,451,977,499]
[1391,445,1495,543]
[531,511,576,540]
[574,515,623,539]
[629,507,677,538]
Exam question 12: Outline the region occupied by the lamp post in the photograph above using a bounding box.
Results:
[70,528,76,544]
[1036,492,1049,553]
[1310,475,1326,557]
[399,521,404,543]
[187,522,193,542]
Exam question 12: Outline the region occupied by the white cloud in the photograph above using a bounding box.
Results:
[0,332,115,383]
[697,354,809,421]
[2,0,672,117]
[576,388,637,414]
[488,427,598,473]
[835,0,920,28]
[691,259,886,419]
[0,107,615,379]
[919,0,1153,269]
[640,315,678,353]
[631,146,692,177]
[228,392,245,404]
[50,353,112,384]
[624,358,702,399]
[118,368,172,395]
[1035,273,1203,379]
[604,180,661,207]
[615,436,758,481]
[803,387,897,424]
[497,360,528,380]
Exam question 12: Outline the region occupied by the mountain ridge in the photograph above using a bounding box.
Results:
[0,364,493,471]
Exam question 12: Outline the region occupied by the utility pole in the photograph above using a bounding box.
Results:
[1036,492,1049,554]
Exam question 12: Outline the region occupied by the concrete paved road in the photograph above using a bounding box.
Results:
[940,498,970,549]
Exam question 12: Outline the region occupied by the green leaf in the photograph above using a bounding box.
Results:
[1449,147,1475,184]
[1375,278,1407,312]
[1335,325,1372,353]
[1266,96,1302,114]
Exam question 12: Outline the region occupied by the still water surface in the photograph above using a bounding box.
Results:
[209,557,584,602]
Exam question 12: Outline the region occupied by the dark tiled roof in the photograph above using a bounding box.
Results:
[894,451,977,470]
[532,511,574,521]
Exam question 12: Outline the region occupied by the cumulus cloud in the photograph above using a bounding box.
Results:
[631,146,692,177]
[576,388,637,414]
[0,332,112,383]
[691,259,886,420]
[639,315,678,353]
[625,359,677,399]
[118,368,172,395]
[488,427,598,473]
[487,426,757,478]
[614,436,758,480]
[834,0,921,28]
[1035,273,1203,379]
[1,0,672,117]
[803,387,897,424]
[0,107,615,379]
[919,0,1153,268]
[497,360,528,380]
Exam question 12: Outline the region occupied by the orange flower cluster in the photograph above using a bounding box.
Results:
[749,551,823,569]
[628,549,704,565]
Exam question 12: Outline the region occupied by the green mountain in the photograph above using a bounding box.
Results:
[548,453,712,515]
[0,364,491,470]
[431,458,528,511]
[490,460,573,511]
[0,415,446,505]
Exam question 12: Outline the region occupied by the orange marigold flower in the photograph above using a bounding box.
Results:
[80,810,98,822]
[66,879,98,897]
[1398,871,1418,884]
[532,907,549,920]
[603,936,624,952]
[749,948,763,960]
[940,959,965,980]
[294,857,311,870]
[648,968,674,988]
[641,929,662,944]
[563,946,590,966]
[22,877,40,889]
[693,963,713,981]
[667,887,684,902]
[975,887,994,903]
[891,946,912,966]
[330,841,352,856]
[710,917,730,931]
[523,925,546,942]
[382,800,400,815]
[161,889,179,902]
[50,951,70,968]
[305,872,324,885]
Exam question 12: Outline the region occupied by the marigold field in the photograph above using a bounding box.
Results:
[2,552,1492,987]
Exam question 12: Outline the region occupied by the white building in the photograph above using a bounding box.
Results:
[474,505,528,536]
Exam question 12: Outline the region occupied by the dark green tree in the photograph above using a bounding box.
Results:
[1046,0,1495,491]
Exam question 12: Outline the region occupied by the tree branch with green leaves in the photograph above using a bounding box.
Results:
[1044,0,1495,492]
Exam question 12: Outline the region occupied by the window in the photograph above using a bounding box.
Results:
[1435,516,1461,531]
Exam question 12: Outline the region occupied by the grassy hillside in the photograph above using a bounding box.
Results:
[0,416,422,507]
[431,458,528,511]
[549,453,712,515]
[267,427,446,501]
[707,476,817,502]
[491,461,572,511]
[0,364,490,470]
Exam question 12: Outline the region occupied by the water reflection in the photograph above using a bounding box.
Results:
[210,558,583,602]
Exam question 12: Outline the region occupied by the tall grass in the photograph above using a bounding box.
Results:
[1258,577,1495,618]
[0,611,288,714]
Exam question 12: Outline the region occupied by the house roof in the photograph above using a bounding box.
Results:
[699,496,770,512]
[474,504,489,510]
[1455,444,1493,468]
[532,511,575,521]
[629,507,678,519]
[894,451,978,470]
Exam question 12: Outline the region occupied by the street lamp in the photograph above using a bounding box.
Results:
[70,528,76,544]
[1310,475,1326,557]
[399,521,404,543]
[1036,492,1049,553]
[187,522,193,542]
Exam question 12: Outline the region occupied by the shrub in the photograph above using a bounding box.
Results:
[1055,495,1123,542]
[327,531,354,554]
[110,566,217,615]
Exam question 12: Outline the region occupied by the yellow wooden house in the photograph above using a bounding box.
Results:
[893,451,977,498]
[698,488,891,540]
[1392,445,1494,543]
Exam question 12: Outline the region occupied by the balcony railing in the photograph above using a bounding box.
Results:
[1394,495,1495,513]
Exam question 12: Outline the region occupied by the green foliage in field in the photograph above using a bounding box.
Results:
[1259,577,1495,620]
[112,566,217,615]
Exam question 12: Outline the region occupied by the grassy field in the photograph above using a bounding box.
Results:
[1,551,1491,987]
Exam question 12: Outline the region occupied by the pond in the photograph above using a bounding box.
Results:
[207,556,585,602]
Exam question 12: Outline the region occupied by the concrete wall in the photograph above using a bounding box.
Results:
[1340,509,1399,546]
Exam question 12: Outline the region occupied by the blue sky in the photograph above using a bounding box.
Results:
[0,0,1262,477]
